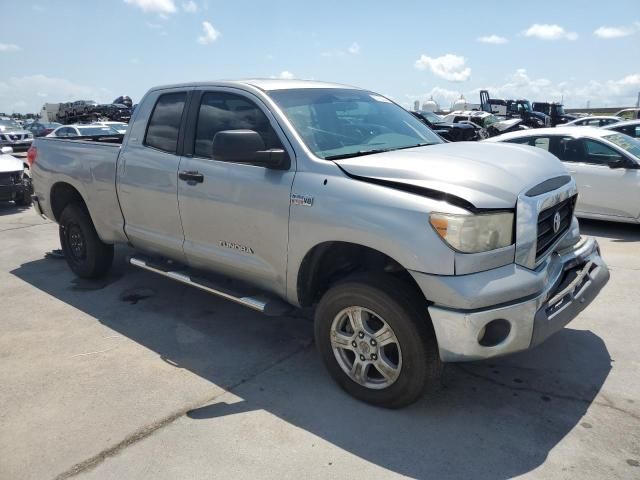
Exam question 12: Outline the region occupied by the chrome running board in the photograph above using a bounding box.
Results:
[129,255,291,316]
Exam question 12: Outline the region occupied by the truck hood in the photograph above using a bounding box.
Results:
[335,142,567,210]
[0,153,24,173]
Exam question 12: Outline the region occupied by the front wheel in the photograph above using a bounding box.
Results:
[59,203,113,279]
[314,275,442,408]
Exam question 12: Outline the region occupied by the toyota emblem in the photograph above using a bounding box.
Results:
[553,212,561,233]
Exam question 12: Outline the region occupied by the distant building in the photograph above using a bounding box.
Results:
[421,96,439,113]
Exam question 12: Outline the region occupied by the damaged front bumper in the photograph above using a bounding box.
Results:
[411,236,609,362]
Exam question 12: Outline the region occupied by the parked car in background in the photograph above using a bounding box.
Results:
[95,121,128,134]
[0,119,34,152]
[615,108,640,120]
[564,116,622,127]
[47,124,121,138]
[411,111,477,141]
[601,119,640,138]
[95,103,132,122]
[480,91,551,128]
[71,100,98,116]
[113,96,133,108]
[30,79,609,407]
[0,146,32,205]
[56,102,72,121]
[442,110,526,138]
[487,127,640,223]
[26,122,62,137]
[532,102,576,127]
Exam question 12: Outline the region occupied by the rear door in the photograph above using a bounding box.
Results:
[177,88,295,296]
[553,137,640,219]
[117,89,191,260]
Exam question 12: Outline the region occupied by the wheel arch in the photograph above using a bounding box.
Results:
[50,181,87,222]
[296,241,428,308]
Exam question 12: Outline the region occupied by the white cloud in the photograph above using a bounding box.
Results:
[523,24,578,41]
[197,21,220,44]
[276,71,295,79]
[0,74,113,113]
[182,0,198,12]
[594,26,635,39]
[617,73,640,86]
[124,0,176,14]
[322,42,361,57]
[0,43,21,52]
[348,42,361,54]
[414,53,471,82]
[477,34,508,44]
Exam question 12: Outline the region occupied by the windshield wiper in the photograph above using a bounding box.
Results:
[325,149,391,160]
[325,143,433,160]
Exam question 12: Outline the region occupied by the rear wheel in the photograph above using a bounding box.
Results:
[59,203,113,279]
[315,274,442,408]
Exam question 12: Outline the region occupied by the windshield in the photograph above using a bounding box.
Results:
[77,126,119,135]
[482,114,500,127]
[555,105,565,115]
[0,119,22,131]
[605,133,640,160]
[268,88,442,159]
[420,111,444,124]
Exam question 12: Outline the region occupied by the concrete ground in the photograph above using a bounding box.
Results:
[0,203,639,480]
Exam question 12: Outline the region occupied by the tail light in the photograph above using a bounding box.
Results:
[27,146,37,167]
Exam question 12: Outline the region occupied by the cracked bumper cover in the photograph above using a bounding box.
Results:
[411,236,609,362]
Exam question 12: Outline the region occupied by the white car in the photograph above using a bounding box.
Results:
[564,116,622,127]
[47,124,120,138]
[95,121,128,134]
[486,127,640,223]
[0,146,32,205]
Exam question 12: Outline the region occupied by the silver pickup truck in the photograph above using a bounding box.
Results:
[30,80,609,408]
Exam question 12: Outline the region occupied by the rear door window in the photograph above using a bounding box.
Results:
[144,92,187,154]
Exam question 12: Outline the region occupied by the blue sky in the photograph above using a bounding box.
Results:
[1,0,639,113]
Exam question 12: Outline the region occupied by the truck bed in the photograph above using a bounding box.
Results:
[31,136,128,245]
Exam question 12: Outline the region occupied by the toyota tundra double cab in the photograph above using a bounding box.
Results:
[29,80,609,407]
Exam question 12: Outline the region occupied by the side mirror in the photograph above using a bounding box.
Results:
[1,146,14,154]
[608,158,629,169]
[211,129,290,170]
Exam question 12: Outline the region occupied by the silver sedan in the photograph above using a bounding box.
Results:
[486,127,640,223]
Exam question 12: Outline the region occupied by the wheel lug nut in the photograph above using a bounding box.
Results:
[351,341,357,348]
[370,339,377,346]
[358,331,365,339]
[359,354,365,361]
[371,354,377,360]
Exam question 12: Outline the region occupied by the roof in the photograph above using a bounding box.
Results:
[149,79,358,93]
[485,126,620,142]
[568,115,621,121]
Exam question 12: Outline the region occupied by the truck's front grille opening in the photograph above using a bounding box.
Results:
[536,195,576,261]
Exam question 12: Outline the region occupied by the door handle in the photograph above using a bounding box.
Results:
[178,171,204,184]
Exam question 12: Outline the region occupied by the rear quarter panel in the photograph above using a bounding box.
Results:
[31,138,127,244]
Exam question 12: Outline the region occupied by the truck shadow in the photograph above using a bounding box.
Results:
[11,248,611,479]
[0,202,32,217]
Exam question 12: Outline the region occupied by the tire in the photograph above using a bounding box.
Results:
[59,203,113,279]
[14,191,31,206]
[314,274,442,408]
[14,172,32,206]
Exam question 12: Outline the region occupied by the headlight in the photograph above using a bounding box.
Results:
[429,212,514,253]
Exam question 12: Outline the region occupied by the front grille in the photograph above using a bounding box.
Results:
[536,195,576,260]
[0,172,20,185]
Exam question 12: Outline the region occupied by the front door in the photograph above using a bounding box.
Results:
[177,88,295,296]
[557,137,640,219]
